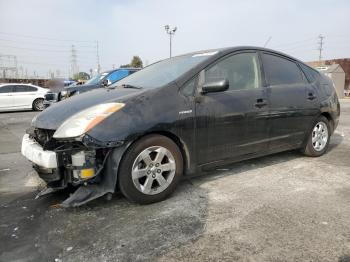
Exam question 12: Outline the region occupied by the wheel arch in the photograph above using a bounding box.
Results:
[302,112,334,149]
[32,97,44,110]
[320,112,334,133]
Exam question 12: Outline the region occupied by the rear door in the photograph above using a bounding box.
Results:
[0,85,15,109]
[13,85,38,108]
[261,52,311,150]
[195,51,269,165]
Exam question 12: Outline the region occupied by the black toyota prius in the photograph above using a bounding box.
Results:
[22,46,340,207]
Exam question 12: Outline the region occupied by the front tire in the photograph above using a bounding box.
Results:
[302,116,331,157]
[118,135,183,204]
[32,98,44,111]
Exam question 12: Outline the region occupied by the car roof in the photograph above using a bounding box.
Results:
[0,83,43,88]
[177,46,304,64]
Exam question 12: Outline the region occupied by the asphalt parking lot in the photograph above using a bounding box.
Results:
[0,100,350,262]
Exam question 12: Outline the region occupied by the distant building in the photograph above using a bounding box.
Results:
[307,58,350,97]
[315,64,345,98]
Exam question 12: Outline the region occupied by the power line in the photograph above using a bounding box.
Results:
[0,38,96,48]
[271,37,316,49]
[0,31,95,43]
[0,44,96,53]
[263,36,272,47]
[17,60,93,67]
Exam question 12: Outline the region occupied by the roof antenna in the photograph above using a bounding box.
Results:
[263,36,272,47]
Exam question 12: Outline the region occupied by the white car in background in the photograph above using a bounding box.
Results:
[0,83,48,112]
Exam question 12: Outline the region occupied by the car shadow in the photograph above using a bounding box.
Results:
[193,130,345,185]
[0,177,209,262]
[0,110,34,114]
[1,131,345,261]
[328,132,344,152]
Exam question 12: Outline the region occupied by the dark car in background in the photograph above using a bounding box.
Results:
[22,46,340,207]
[44,68,139,107]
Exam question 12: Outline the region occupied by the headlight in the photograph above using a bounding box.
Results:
[60,90,68,100]
[53,103,125,139]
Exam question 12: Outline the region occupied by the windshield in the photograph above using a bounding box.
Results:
[110,53,215,89]
[84,72,108,85]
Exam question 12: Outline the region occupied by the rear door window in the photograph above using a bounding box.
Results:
[0,85,14,93]
[262,53,305,86]
[15,85,37,92]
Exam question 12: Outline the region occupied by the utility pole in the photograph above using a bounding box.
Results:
[96,41,101,73]
[0,54,18,79]
[70,45,78,78]
[318,34,325,63]
[164,25,177,58]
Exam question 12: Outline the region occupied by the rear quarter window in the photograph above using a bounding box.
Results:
[299,63,320,83]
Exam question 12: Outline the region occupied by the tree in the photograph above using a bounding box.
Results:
[73,72,90,81]
[130,56,143,68]
[120,56,143,68]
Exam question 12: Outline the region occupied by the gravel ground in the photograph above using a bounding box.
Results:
[0,100,349,262]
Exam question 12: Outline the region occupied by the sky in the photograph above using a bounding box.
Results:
[0,0,349,78]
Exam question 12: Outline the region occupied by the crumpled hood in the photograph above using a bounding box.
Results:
[32,87,143,130]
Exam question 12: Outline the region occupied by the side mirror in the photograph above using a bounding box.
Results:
[201,79,229,94]
[102,79,111,87]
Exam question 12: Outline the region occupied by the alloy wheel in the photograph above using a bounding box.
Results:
[131,146,176,195]
[312,121,328,151]
[34,99,44,111]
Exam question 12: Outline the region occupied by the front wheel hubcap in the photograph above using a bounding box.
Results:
[131,146,176,195]
[312,122,328,151]
[35,100,44,110]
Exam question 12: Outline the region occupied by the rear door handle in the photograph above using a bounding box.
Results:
[307,92,317,100]
[255,98,267,108]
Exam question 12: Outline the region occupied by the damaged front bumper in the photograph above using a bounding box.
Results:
[22,134,100,187]
[21,131,126,207]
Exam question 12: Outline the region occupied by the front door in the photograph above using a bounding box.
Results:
[195,51,269,166]
[0,85,15,109]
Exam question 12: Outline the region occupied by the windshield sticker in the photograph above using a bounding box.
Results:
[192,51,218,57]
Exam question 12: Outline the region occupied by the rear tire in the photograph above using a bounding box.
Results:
[32,98,44,111]
[302,116,331,157]
[118,135,183,204]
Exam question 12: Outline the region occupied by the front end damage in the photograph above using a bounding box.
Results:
[22,127,126,207]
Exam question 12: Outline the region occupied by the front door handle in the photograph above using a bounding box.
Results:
[307,92,317,100]
[255,98,267,108]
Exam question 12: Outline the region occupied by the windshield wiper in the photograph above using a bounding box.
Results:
[121,84,142,89]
